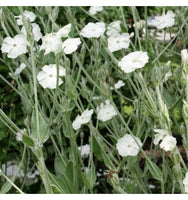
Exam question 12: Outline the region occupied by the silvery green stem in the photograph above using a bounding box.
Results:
[0,170,25,194]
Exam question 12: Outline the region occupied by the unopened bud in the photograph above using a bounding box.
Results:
[181,49,188,64]
[183,100,188,122]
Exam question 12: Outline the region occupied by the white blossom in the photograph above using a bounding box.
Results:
[78,144,90,158]
[111,80,125,90]
[118,51,149,73]
[152,10,175,29]
[21,23,42,42]
[114,80,125,89]
[116,134,142,157]
[15,63,26,75]
[159,135,177,152]
[62,38,81,54]
[153,129,177,152]
[15,10,36,26]
[89,6,103,15]
[108,33,130,52]
[183,172,188,193]
[97,99,117,122]
[37,64,66,89]
[40,24,71,55]
[72,109,93,130]
[80,22,105,38]
[1,34,28,58]
[56,24,72,38]
[153,129,169,145]
[107,21,121,36]
[149,29,176,42]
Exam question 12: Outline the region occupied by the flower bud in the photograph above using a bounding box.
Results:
[181,49,188,64]
[183,100,188,122]
[181,49,188,74]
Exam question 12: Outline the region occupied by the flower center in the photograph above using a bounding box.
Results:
[49,74,53,78]
[13,44,17,47]
[132,58,139,63]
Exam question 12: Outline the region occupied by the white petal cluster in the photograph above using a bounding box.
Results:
[1,34,28,58]
[152,11,175,29]
[62,38,81,54]
[116,134,142,157]
[153,129,177,152]
[111,80,125,90]
[56,24,72,37]
[21,23,42,42]
[40,24,71,55]
[114,80,125,89]
[80,22,105,38]
[118,51,149,73]
[97,100,117,122]
[183,172,188,193]
[15,63,26,75]
[89,6,103,15]
[107,20,131,52]
[37,64,66,89]
[78,144,90,158]
[72,109,94,130]
[108,33,130,52]
[107,21,121,37]
[15,10,36,26]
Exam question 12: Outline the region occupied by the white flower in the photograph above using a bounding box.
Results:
[149,29,176,42]
[181,49,188,64]
[118,51,149,73]
[40,24,71,55]
[56,24,72,38]
[40,33,62,55]
[21,23,42,42]
[116,134,142,157]
[97,99,117,122]
[107,21,121,37]
[80,22,105,38]
[152,11,175,29]
[15,10,36,26]
[62,38,81,54]
[89,6,103,15]
[153,129,169,145]
[153,129,177,152]
[1,34,28,58]
[111,80,125,90]
[72,109,93,130]
[15,63,26,75]
[147,17,156,27]
[78,144,90,158]
[37,64,66,89]
[159,135,177,152]
[183,172,188,193]
[114,80,125,89]
[108,33,130,52]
